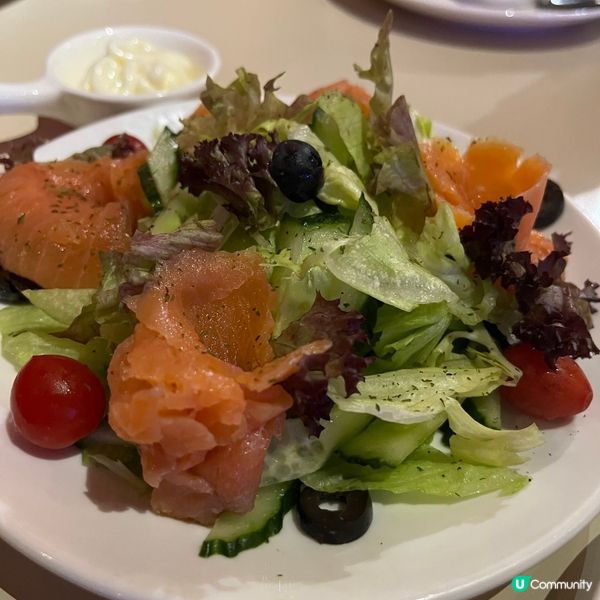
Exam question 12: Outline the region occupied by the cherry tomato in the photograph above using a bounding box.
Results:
[103,133,147,158]
[500,343,593,420]
[10,355,106,449]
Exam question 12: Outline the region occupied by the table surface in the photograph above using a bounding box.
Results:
[0,0,599,599]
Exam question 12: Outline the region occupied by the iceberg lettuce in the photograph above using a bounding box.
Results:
[325,216,458,312]
[329,365,509,423]
[301,452,529,497]
[373,302,452,369]
[444,397,543,467]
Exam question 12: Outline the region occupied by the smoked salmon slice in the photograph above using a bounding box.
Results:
[421,138,551,255]
[108,248,328,525]
[0,151,150,289]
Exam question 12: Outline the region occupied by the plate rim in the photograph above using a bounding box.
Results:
[386,0,600,28]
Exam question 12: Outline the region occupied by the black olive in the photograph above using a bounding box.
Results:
[534,178,565,230]
[0,268,38,304]
[269,140,324,203]
[297,486,373,544]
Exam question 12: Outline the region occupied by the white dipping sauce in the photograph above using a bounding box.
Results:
[81,38,202,96]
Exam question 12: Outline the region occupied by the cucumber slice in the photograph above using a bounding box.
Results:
[339,413,447,467]
[200,480,299,558]
[149,206,182,234]
[138,127,179,212]
[261,409,373,486]
[463,393,502,430]
[138,162,163,213]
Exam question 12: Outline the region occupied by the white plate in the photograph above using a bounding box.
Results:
[0,101,599,600]
[387,0,600,28]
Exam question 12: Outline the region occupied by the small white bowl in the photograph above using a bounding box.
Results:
[0,26,221,125]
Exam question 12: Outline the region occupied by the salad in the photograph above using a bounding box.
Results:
[0,12,597,559]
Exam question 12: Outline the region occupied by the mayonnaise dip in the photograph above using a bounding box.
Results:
[81,38,202,96]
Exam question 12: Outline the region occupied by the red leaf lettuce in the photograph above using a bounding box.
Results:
[460,197,599,365]
[274,296,371,436]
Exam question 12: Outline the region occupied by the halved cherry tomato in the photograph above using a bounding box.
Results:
[500,343,593,420]
[10,355,106,449]
[103,133,147,158]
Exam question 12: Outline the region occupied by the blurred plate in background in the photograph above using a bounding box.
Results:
[386,0,600,28]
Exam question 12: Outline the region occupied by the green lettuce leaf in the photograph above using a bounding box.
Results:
[0,287,113,377]
[301,453,529,497]
[62,253,137,347]
[2,331,111,378]
[408,203,498,326]
[0,304,64,336]
[445,397,543,450]
[355,11,434,231]
[425,325,522,383]
[373,302,452,369]
[313,91,371,180]
[149,188,221,234]
[324,216,458,312]
[270,212,365,336]
[0,288,95,339]
[354,10,393,128]
[22,288,96,326]
[177,69,292,151]
[449,436,527,467]
[445,397,544,467]
[329,364,509,423]
[318,162,367,210]
[412,109,433,140]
